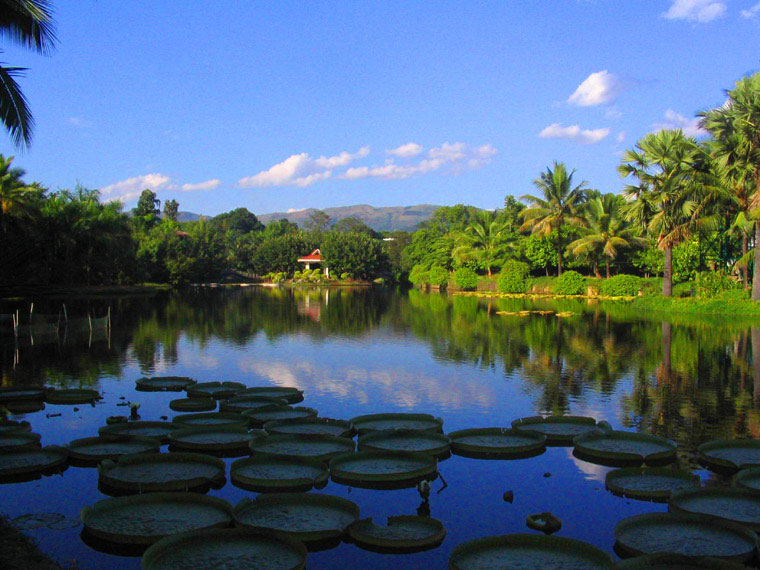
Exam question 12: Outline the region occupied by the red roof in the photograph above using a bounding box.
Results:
[297,249,322,262]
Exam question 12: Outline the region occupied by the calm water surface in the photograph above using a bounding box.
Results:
[1,287,758,569]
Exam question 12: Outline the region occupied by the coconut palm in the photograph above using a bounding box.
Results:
[452,210,511,277]
[520,162,588,276]
[0,153,37,224]
[0,0,56,148]
[618,130,702,297]
[567,193,646,278]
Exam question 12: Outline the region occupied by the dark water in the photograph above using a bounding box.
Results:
[1,286,759,568]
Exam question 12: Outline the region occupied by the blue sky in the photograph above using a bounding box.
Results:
[2,0,759,216]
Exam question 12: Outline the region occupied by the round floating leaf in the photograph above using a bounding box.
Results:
[449,533,614,569]
[45,388,100,405]
[0,420,31,433]
[0,431,40,451]
[358,429,450,458]
[0,446,69,477]
[734,467,760,493]
[172,412,249,429]
[669,487,760,531]
[0,387,46,403]
[448,428,546,459]
[169,398,217,412]
[186,381,246,400]
[11,512,79,530]
[615,553,748,569]
[6,400,45,413]
[263,417,353,438]
[81,492,233,545]
[98,421,175,444]
[698,439,760,473]
[234,493,360,543]
[605,467,700,502]
[330,450,438,489]
[141,527,307,570]
[98,452,226,494]
[349,413,443,434]
[614,512,758,561]
[168,426,264,454]
[511,415,602,445]
[250,434,355,462]
[573,430,677,466]
[239,386,305,404]
[220,396,289,414]
[231,455,329,493]
[347,515,445,553]
[67,436,160,463]
[135,376,197,392]
[243,406,318,428]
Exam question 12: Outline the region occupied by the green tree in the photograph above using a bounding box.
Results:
[252,232,317,275]
[520,162,588,276]
[304,209,331,232]
[263,217,299,238]
[0,154,38,227]
[0,0,56,148]
[321,232,390,280]
[452,210,511,277]
[163,199,179,222]
[332,216,378,237]
[133,188,161,230]
[211,207,264,233]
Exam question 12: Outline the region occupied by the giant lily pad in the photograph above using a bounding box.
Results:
[6,400,45,413]
[511,415,602,445]
[172,412,249,429]
[99,421,174,444]
[135,376,197,392]
[81,492,233,545]
[169,398,217,412]
[98,452,226,494]
[615,554,748,569]
[449,533,614,569]
[186,381,246,400]
[263,417,353,438]
[219,395,289,414]
[168,426,265,455]
[574,430,677,466]
[347,515,445,553]
[239,386,304,404]
[358,429,450,458]
[330,450,437,489]
[448,428,546,459]
[250,434,355,462]
[0,387,46,403]
[45,388,100,405]
[234,493,360,543]
[68,436,160,463]
[605,467,700,502]
[230,455,329,493]
[698,439,760,472]
[734,467,760,493]
[243,406,318,428]
[350,413,443,434]
[669,487,760,531]
[0,431,40,451]
[614,513,758,561]
[141,528,306,570]
[0,446,69,477]
[0,420,31,433]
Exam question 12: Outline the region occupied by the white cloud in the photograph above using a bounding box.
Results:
[616,131,626,143]
[386,142,423,158]
[568,70,625,106]
[99,173,172,203]
[238,147,369,188]
[538,123,610,144]
[66,116,93,128]
[663,0,727,22]
[741,1,760,17]
[652,109,708,137]
[180,179,221,191]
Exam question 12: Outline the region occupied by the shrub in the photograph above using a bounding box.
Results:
[428,265,449,287]
[453,268,479,291]
[497,260,530,294]
[716,288,749,301]
[553,270,585,295]
[599,274,642,297]
[695,271,739,298]
[672,281,694,297]
[293,270,302,280]
[340,272,351,280]
[408,265,429,286]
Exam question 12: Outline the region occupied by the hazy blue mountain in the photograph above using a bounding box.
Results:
[258,204,442,232]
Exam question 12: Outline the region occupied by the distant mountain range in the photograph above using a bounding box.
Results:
[177,204,443,232]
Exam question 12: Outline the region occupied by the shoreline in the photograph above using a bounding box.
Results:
[0,517,65,570]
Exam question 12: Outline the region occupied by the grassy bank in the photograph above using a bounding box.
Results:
[0,517,65,570]
[0,283,172,301]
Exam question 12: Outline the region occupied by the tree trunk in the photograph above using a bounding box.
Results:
[605,259,610,279]
[753,222,760,301]
[753,327,760,405]
[743,234,749,289]
[657,320,672,385]
[663,245,673,297]
[556,231,563,277]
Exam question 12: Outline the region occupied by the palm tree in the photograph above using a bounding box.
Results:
[0,0,56,149]
[452,210,510,277]
[567,193,646,278]
[618,130,701,296]
[0,153,37,225]
[520,162,588,276]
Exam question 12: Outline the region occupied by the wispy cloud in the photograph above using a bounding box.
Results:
[538,123,610,144]
[99,173,172,203]
[741,1,760,18]
[180,179,221,191]
[386,142,423,158]
[66,116,93,128]
[568,71,625,106]
[616,131,626,143]
[238,147,370,188]
[663,0,727,22]
[652,109,708,137]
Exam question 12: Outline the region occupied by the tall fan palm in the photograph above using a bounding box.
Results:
[520,161,588,276]
[618,129,701,297]
[568,193,646,278]
[452,210,510,277]
[0,0,56,149]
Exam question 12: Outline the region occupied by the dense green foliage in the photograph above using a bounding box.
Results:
[453,267,478,290]
[497,260,529,293]
[599,274,641,297]
[321,231,390,280]
[553,270,586,295]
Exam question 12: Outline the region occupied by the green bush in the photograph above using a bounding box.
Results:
[428,265,449,287]
[497,260,530,293]
[408,265,429,286]
[716,288,749,301]
[695,271,739,298]
[340,272,351,280]
[453,268,479,291]
[599,274,642,297]
[553,270,585,295]
[672,281,694,298]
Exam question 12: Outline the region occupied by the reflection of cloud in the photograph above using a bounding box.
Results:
[566,448,610,482]
[182,353,220,370]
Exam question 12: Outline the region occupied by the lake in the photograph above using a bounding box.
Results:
[0,286,757,568]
